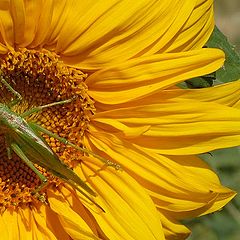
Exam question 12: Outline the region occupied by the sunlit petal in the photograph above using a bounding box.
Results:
[77,158,165,240]
[92,96,240,154]
[85,130,236,237]
[87,49,224,104]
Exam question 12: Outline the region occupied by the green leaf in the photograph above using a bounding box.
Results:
[185,73,215,89]
[183,26,240,89]
[177,73,216,89]
[207,26,240,84]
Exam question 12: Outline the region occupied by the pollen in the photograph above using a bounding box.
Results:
[0,48,95,212]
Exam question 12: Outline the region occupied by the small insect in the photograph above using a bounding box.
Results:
[0,76,120,209]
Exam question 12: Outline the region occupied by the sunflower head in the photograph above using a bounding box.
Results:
[0,1,239,240]
[0,48,96,212]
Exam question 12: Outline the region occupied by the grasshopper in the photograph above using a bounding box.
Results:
[0,76,119,209]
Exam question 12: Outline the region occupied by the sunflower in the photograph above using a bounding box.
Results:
[0,0,240,239]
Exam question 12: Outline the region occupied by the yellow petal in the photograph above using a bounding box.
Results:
[59,0,196,70]
[60,0,215,69]
[0,0,44,47]
[44,0,73,49]
[92,96,240,155]
[118,79,240,109]
[31,205,70,240]
[11,0,51,47]
[164,0,214,52]
[86,130,236,219]
[0,0,14,50]
[0,43,8,54]
[48,189,101,240]
[0,210,19,239]
[158,212,191,240]
[77,152,165,240]
[87,49,224,104]
[0,1,215,69]
[96,79,240,111]
[0,207,65,240]
[166,79,240,108]
[0,0,72,49]
[19,206,67,240]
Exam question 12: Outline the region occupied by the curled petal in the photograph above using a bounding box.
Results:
[87,49,224,104]
[158,212,191,240]
[86,130,235,219]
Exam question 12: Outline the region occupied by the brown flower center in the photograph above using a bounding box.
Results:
[0,48,95,213]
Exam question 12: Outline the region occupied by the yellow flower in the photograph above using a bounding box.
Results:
[0,0,239,239]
